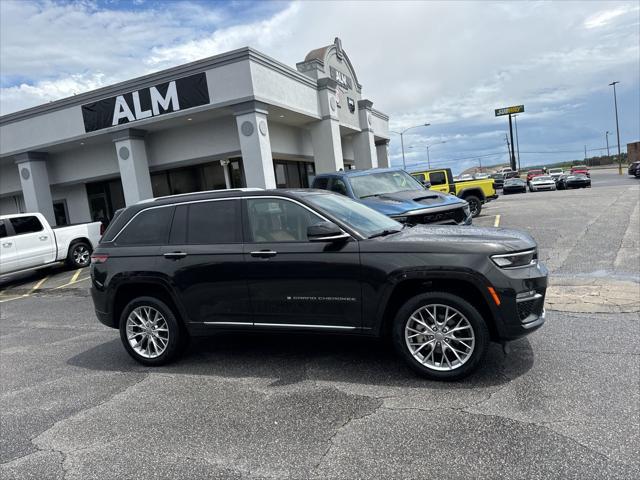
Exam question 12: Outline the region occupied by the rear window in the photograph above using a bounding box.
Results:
[116,207,174,246]
[186,200,241,244]
[429,171,447,185]
[9,216,43,235]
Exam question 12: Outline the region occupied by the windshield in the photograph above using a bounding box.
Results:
[349,170,424,199]
[534,176,552,181]
[549,169,562,173]
[305,193,402,238]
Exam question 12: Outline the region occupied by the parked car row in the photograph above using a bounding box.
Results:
[493,165,593,195]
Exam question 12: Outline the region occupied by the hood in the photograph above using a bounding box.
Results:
[360,189,465,216]
[365,224,537,255]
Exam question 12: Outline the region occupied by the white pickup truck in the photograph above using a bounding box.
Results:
[0,213,102,276]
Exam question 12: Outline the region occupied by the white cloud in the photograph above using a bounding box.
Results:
[1,0,638,171]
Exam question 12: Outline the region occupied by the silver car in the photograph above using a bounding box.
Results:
[529,175,557,192]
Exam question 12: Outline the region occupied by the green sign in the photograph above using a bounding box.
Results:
[495,105,525,117]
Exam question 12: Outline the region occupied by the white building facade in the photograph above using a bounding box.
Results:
[0,38,390,226]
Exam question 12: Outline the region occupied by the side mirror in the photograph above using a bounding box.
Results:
[307,221,350,242]
[421,181,432,189]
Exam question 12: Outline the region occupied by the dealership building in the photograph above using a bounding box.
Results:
[0,38,390,226]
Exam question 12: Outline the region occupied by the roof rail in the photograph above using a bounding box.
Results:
[137,188,264,204]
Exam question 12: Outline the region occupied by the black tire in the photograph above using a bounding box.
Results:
[391,292,490,381]
[66,241,92,268]
[464,195,482,217]
[119,296,183,366]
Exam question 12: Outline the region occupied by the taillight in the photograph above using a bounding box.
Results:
[91,254,109,264]
[100,223,106,235]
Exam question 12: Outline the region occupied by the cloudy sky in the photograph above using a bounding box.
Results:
[1,0,638,173]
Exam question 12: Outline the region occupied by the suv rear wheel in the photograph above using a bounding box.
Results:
[119,296,183,366]
[392,292,489,380]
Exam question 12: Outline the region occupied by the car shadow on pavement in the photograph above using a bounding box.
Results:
[68,332,534,388]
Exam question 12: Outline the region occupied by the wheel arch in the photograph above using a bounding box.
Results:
[376,272,499,342]
[110,277,188,331]
[458,188,485,202]
[66,237,93,257]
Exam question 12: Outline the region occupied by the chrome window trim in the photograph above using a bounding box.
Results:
[111,195,359,243]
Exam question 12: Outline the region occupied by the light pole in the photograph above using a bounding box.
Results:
[513,114,521,172]
[605,131,610,157]
[609,81,622,174]
[390,123,431,169]
[425,141,447,169]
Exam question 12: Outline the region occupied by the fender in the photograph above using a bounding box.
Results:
[457,187,486,201]
[370,266,502,336]
[107,272,192,327]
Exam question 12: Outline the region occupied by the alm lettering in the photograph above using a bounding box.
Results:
[112,81,180,126]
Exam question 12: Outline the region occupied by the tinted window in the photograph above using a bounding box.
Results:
[10,216,43,235]
[246,198,323,243]
[429,171,447,186]
[313,177,329,190]
[187,200,240,244]
[330,178,348,196]
[116,207,174,245]
[0,220,7,239]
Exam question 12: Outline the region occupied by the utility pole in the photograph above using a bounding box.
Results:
[513,114,521,171]
[584,145,588,166]
[505,133,512,162]
[609,81,622,174]
[605,131,610,157]
[478,157,483,172]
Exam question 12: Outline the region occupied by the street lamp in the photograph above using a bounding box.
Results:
[605,131,610,157]
[426,141,447,169]
[390,123,431,170]
[609,81,622,174]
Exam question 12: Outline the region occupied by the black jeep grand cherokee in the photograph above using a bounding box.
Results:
[91,189,547,380]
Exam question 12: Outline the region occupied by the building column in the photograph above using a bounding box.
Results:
[14,152,56,225]
[376,140,390,168]
[353,100,378,170]
[112,129,153,205]
[310,78,344,173]
[234,102,276,189]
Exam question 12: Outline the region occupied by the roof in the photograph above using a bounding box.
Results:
[315,167,404,178]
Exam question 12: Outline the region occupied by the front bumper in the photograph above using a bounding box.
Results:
[489,262,548,341]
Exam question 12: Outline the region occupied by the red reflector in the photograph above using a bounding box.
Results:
[99,223,106,235]
[91,254,109,264]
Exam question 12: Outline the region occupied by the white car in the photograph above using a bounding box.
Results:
[0,213,102,276]
[548,168,564,180]
[529,175,557,192]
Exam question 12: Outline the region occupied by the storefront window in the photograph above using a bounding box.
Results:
[273,160,315,189]
[53,201,69,226]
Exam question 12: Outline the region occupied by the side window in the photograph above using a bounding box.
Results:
[329,178,348,196]
[246,198,323,243]
[429,171,447,186]
[116,207,174,246]
[313,177,329,190]
[10,216,43,235]
[0,220,7,239]
[187,200,241,244]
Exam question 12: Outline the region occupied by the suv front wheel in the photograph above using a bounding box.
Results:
[392,292,489,380]
[119,297,183,366]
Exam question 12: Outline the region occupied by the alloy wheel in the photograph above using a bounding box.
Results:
[73,245,90,266]
[125,306,170,359]
[405,304,475,371]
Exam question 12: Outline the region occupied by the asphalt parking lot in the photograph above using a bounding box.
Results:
[1,168,638,479]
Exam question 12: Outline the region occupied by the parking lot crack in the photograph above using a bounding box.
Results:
[313,396,383,472]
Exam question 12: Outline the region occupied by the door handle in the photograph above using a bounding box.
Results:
[163,251,188,260]
[39,236,48,241]
[2,242,12,248]
[250,250,277,258]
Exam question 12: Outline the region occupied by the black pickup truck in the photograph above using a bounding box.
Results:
[90,189,547,380]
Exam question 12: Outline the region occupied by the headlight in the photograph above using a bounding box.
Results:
[491,249,537,269]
